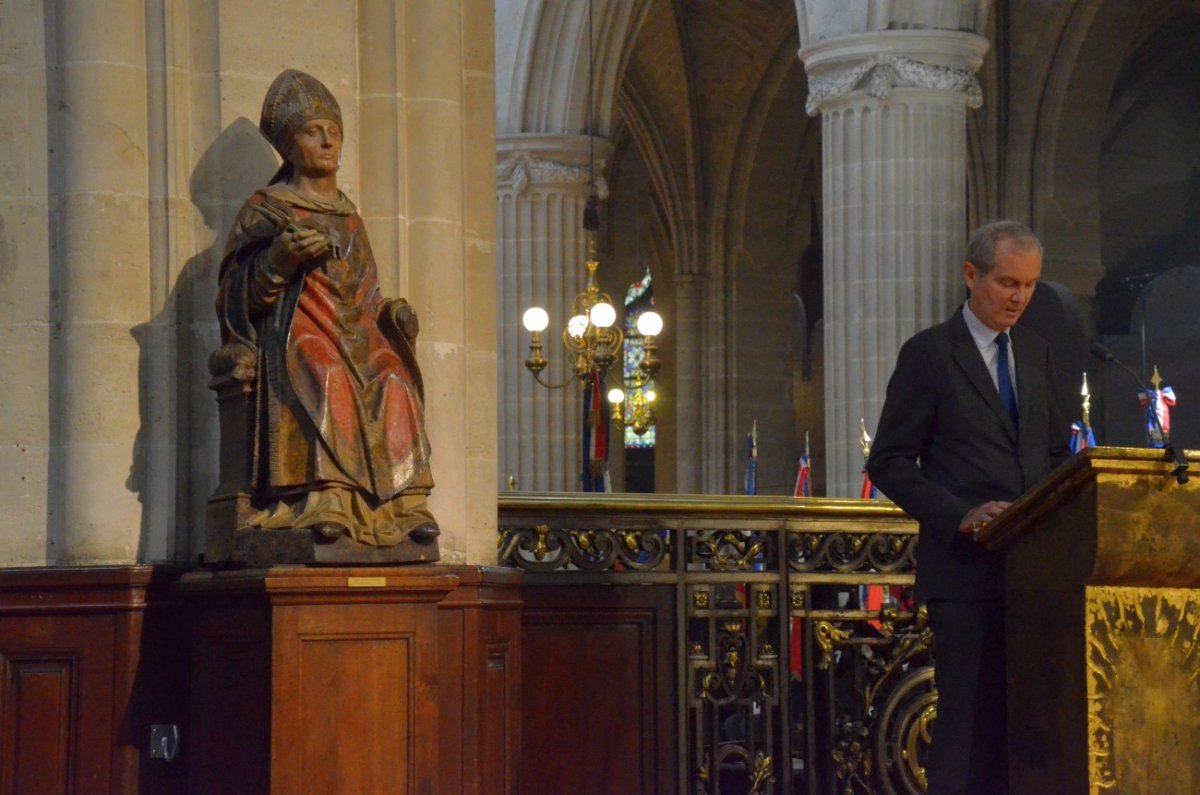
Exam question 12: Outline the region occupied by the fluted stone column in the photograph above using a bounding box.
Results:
[796,1,989,495]
[497,134,612,491]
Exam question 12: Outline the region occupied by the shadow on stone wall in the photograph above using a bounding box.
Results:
[128,118,276,562]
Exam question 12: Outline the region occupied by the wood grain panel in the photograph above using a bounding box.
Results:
[186,604,270,794]
[0,612,117,795]
[0,566,186,795]
[296,634,414,794]
[2,658,73,795]
[482,643,512,795]
[437,566,523,795]
[518,585,675,795]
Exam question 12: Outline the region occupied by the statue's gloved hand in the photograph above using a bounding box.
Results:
[387,299,420,340]
[266,223,331,280]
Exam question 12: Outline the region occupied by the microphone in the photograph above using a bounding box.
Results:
[1089,342,1189,484]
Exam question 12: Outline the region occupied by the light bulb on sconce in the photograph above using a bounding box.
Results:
[522,307,549,332]
[589,301,617,329]
[566,314,589,339]
[636,310,663,337]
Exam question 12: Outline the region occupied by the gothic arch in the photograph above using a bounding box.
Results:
[1026,0,1185,293]
[495,0,650,137]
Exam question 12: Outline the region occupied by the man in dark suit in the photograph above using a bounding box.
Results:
[867,220,1070,795]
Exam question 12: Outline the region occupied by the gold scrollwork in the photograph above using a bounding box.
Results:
[756,588,772,610]
[695,531,766,569]
[617,529,640,553]
[532,524,550,561]
[748,752,773,793]
[904,704,935,790]
[791,588,805,610]
[693,589,710,610]
[814,619,852,670]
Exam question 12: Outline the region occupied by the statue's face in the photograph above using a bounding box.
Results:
[288,118,342,178]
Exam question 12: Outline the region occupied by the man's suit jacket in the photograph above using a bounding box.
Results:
[867,307,1070,602]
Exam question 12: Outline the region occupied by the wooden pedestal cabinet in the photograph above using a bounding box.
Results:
[180,565,521,795]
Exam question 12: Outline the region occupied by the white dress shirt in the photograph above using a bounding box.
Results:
[962,301,1017,406]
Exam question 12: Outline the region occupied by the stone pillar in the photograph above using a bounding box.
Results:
[497,134,612,492]
[45,1,152,562]
[373,0,498,565]
[674,274,703,493]
[796,2,989,495]
[0,1,52,564]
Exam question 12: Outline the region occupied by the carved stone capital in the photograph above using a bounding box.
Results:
[799,29,989,116]
[805,53,982,115]
[496,151,609,198]
[496,134,612,198]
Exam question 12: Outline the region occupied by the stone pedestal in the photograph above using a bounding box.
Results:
[180,564,522,794]
[797,3,989,495]
[497,134,613,492]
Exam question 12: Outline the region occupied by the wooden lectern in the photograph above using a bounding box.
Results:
[976,447,1200,794]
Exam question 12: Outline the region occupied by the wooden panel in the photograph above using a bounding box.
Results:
[296,634,414,793]
[270,596,444,795]
[186,604,271,795]
[2,659,73,795]
[482,642,513,795]
[518,585,675,795]
[437,567,523,795]
[183,566,522,795]
[0,566,187,795]
[0,613,116,795]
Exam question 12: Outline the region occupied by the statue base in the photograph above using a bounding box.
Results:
[180,564,521,793]
[205,492,440,567]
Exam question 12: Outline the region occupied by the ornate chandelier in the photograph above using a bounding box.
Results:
[520,198,663,436]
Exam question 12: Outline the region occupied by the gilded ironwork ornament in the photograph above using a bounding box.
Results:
[497,493,928,793]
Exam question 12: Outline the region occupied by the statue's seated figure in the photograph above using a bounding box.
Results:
[206,69,439,566]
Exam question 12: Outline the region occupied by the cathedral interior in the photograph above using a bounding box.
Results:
[1,1,1198,793]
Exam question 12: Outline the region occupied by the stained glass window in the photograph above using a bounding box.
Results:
[622,271,656,449]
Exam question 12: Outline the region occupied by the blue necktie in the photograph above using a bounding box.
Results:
[996,332,1018,424]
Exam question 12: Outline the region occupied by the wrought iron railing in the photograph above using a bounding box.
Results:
[499,493,931,795]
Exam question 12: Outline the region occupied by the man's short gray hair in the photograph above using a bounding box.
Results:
[966,221,1043,275]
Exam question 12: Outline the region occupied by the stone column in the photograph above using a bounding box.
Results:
[497,134,612,492]
[0,1,54,564]
[386,0,498,565]
[673,274,703,493]
[796,2,989,495]
[45,1,153,562]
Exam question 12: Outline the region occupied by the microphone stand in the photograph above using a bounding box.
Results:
[1090,343,1189,485]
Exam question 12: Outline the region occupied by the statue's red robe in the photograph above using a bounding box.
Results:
[217,185,431,529]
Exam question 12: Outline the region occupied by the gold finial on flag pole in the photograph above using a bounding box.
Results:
[859,418,872,461]
[1081,373,1091,427]
[1151,365,1163,391]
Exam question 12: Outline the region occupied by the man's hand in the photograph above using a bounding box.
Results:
[267,224,331,279]
[958,500,1012,535]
